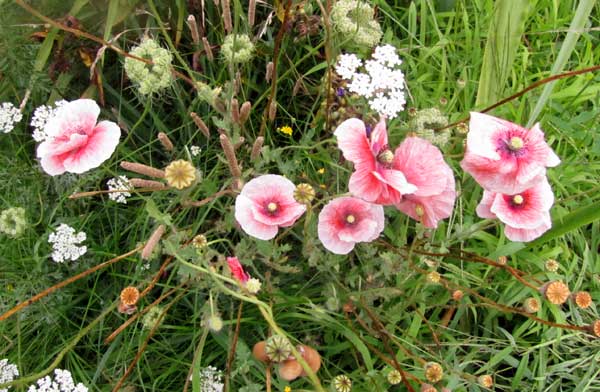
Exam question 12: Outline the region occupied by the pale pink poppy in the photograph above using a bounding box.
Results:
[393,137,456,228]
[476,178,554,242]
[227,256,249,283]
[234,174,306,240]
[334,118,417,205]
[36,99,121,175]
[461,112,560,194]
[317,196,385,255]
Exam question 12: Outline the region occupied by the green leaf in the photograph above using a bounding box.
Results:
[475,0,532,107]
[528,200,600,246]
[145,199,173,226]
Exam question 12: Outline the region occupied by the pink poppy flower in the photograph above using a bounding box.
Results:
[461,112,560,194]
[36,99,121,175]
[234,174,306,240]
[227,256,249,283]
[393,137,456,228]
[475,178,554,242]
[334,118,417,205]
[317,196,385,254]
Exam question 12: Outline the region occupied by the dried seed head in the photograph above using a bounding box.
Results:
[452,290,463,301]
[265,335,292,363]
[424,362,443,383]
[497,256,507,265]
[248,0,256,27]
[120,286,140,306]
[294,183,316,204]
[477,375,493,388]
[387,369,402,385]
[165,160,197,189]
[221,0,232,33]
[157,132,174,151]
[426,271,441,284]
[120,161,165,179]
[543,281,570,305]
[192,234,208,249]
[523,297,540,313]
[545,258,559,272]
[574,291,592,309]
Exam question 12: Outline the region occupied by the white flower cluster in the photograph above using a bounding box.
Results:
[335,45,406,119]
[0,102,23,134]
[0,359,19,392]
[48,224,87,263]
[190,145,201,157]
[189,366,223,392]
[30,100,68,142]
[107,176,133,204]
[27,369,87,392]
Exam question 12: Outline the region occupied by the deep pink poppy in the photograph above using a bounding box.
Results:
[476,178,554,242]
[36,99,121,175]
[317,196,385,254]
[334,118,416,205]
[461,112,560,194]
[227,256,249,283]
[393,137,456,228]
[234,175,306,240]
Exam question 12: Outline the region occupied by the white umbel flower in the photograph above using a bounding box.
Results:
[107,176,133,204]
[0,358,19,392]
[48,224,87,263]
[189,366,223,392]
[0,102,23,134]
[335,45,406,119]
[30,100,68,142]
[190,145,201,157]
[27,369,88,392]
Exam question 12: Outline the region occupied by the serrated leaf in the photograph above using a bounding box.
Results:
[145,199,172,226]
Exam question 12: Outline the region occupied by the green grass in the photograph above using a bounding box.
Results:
[1,0,600,391]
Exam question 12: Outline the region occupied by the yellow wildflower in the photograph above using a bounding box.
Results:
[284,387,292,392]
[278,125,293,136]
[317,167,325,174]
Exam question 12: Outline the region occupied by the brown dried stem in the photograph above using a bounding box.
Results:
[0,246,143,322]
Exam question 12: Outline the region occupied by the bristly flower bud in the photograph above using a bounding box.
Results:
[129,178,168,189]
[202,37,214,61]
[186,15,200,44]
[219,134,242,178]
[190,112,210,138]
[142,225,166,260]
[221,0,232,33]
[121,161,165,179]
[245,278,262,294]
[590,320,600,337]
[239,101,252,124]
[426,271,441,284]
[250,136,264,161]
[523,297,540,313]
[248,0,256,27]
[268,100,277,121]
[157,132,174,152]
[294,183,316,205]
[266,61,274,82]
[231,98,240,124]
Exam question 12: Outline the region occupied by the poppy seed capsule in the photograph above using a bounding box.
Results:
[420,383,436,392]
[523,297,540,313]
[478,374,493,388]
[424,362,443,383]
[541,281,570,305]
[265,335,292,363]
[252,341,269,362]
[590,320,600,337]
[120,286,140,306]
[278,359,303,381]
[573,291,592,309]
